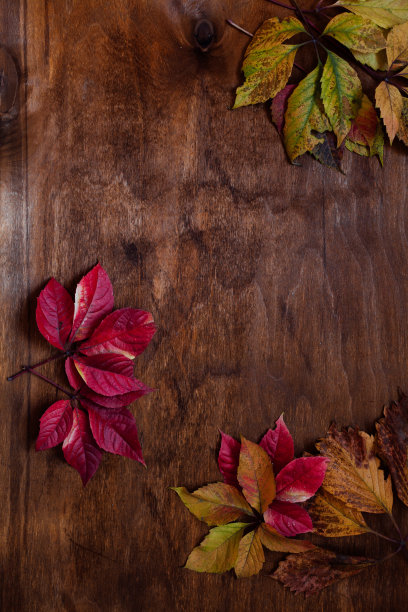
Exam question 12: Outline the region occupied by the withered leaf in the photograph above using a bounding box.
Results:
[234,528,265,578]
[308,489,369,537]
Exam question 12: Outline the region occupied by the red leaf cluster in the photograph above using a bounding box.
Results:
[35,264,156,484]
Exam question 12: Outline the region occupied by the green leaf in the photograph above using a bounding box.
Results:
[322,13,386,53]
[233,17,306,108]
[351,49,388,71]
[283,66,331,161]
[321,51,362,146]
[172,484,254,526]
[185,523,247,573]
[335,0,408,29]
[237,437,275,513]
[234,527,265,578]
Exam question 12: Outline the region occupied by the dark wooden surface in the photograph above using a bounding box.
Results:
[0,1,407,610]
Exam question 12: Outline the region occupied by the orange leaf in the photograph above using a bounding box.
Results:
[375,81,403,143]
[308,489,369,537]
[259,524,314,553]
[237,437,276,513]
[234,527,265,578]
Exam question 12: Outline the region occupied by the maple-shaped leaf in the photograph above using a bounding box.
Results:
[184,523,247,573]
[233,17,306,108]
[36,400,73,450]
[69,263,114,343]
[273,547,375,596]
[316,425,393,514]
[264,500,313,537]
[386,22,408,69]
[218,431,241,487]
[238,437,276,513]
[259,414,294,474]
[73,353,142,397]
[172,483,254,526]
[335,0,408,29]
[80,308,155,359]
[376,395,408,507]
[321,51,362,146]
[346,94,384,162]
[62,408,102,485]
[36,279,74,350]
[322,13,386,54]
[275,456,328,503]
[87,403,145,465]
[308,489,370,537]
[234,528,265,578]
[284,66,331,161]
[259,524,314,553]
[397,98,408,145]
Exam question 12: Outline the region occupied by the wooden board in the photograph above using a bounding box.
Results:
[0,1,407,610]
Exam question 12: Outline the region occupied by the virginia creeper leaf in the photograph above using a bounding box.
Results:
[284,66,331,160]
[316,425,393,514]
[386,22,408,68]
[171,483,254,526]
[335,0,408,29]
[69,263,114,343]
[36,279,74,350]
[376,395,408,507]
[312,132,344,171]
[218,431,240,487]
[264,500,313,537]
[259,414,294,474]
[375,81,403,143]
[62,408,102,485]
[321,51,362,146]
[322,13,386,53]
[259,524,314,553]
[271,84,296,137]
[273,547,375,596]
[237,437,276,513]
[73,353,141,397]
[80,307,156,359]
[351,49,388,71]
[36,400,73,450]
[275,456,328,503]
[185,523,247,573]
[397,98,408,145]
[346,94,384,162]
[234,528,265,578]
[308,489,369,537]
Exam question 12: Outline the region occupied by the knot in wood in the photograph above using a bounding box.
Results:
[194,19,215,51]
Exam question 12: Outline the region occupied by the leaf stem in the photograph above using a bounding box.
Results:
[225,19,253,38]
[22,367,75,399]
[386,510,403,540]
[366,528,401,545]
[7,353,67,381]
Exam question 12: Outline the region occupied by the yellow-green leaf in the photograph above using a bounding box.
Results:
[234,527,265,578]
[351,49,388,71]
[284,66,331,160]
[321,51,362,145]
[185,523,247,573]
[386,22,408,68]
[237,437,275,513]
[335,0,408,29]
[244,16,307,54]
[259,524,315,553]
[375,81,403,143]
[172,484,254,526]
[397,98,408,145]
[323,13,386,53]
[308,490,370,537]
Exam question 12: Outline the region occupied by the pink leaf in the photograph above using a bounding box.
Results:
[69,263,113,343]
[271,85,296,136]
[73,354,141,397]
[36,400,73,450]
[80,308,155,359]
[276,457,328,503]
[36,278,74,350]
[62,408,102,485]
[264,500,313,537]
[218,431,241,487]
[260,415,294,473]
[86,402,145,465]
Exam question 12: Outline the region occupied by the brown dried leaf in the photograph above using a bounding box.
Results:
[308,489,369,537]
[234,527,265,578]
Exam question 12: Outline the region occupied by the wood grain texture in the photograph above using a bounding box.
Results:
[0,1,407,610]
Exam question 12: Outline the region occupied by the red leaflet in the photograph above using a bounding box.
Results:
[271,84,296,137]
[260,415,294,473]
[87,403,145,465]
[36,279,74,350]
[80,308,156,359]
[36,400,73,450]
[264,500,313,537]
[62,408,102,485]
[218,431,241,487]
[276,457,329,503]
[73,354,141,396]
[69,263,114,343]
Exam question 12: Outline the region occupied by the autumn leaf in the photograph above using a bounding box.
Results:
[234,528,265,578]
[397,98,408,145]
[62,407,102,486]
[375,81,403,143]
[322,13,386,54]
[184,523,247,573]
[321,51,362,146]
[218,431,241,487]
[376,394,408,507]
[171,483,254,526]
[308,490,370,537]
[271,84,296,137]
[335,0,408,29]
[284,66,331,161]
[259,414,294,473]
[316,425,393,514]
[36,400,73,451]
[346,94,384,162]
[36,279,74,350]
[386,22,408,68]
[311,132,344,171]
[273,547,376,596]
[259,524,314,553]
[73,353,142,396]
[238,437,276,513]
[264,500,313,537]
[275,456,328,503]
[351,49,388,71]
